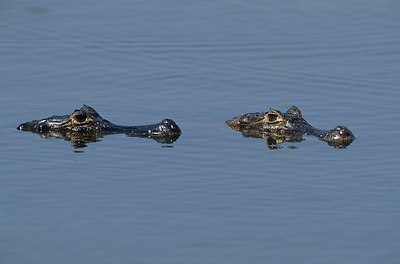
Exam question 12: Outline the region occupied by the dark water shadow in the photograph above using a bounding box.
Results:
[27,7,48,14]
[21,130,180,151]
[234,129,353,150]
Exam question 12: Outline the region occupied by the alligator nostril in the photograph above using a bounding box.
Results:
[161,119,175,125]
[159,119,181,133]
[17,123,29,131]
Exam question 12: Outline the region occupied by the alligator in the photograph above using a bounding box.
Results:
[226,106,355,148]
[17,105,181,148]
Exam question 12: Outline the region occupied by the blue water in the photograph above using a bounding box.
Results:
[1,1,400,263]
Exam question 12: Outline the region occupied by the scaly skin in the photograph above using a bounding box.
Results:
[226,106,354,148]
[17,105,181,147]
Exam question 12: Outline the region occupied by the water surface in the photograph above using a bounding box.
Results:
[1,1,399,263]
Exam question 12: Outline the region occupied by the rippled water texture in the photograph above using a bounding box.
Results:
[1,1,399,263]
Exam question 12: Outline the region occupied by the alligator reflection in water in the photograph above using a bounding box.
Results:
[17,105,181,148]
[226,106,355,149]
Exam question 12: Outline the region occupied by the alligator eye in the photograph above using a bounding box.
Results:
[268,114,278,122]
[74,114,87,123]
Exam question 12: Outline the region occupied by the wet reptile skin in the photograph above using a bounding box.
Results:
[17,105,181,147]
[226,106,354,148]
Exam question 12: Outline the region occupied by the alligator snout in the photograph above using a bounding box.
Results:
[322,125,355,143]
[17,120,51,133]
[157,119,181,135]
[17,122,31,131]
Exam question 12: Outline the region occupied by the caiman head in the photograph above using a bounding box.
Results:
[17,105,181,147]
[226,105,355,148]
[17,105,113,133]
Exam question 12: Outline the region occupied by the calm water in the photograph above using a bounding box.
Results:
[1,0,400,263]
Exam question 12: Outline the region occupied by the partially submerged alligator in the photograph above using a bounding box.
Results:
[226,106,354,148]
[17,104,354,149]
[17,105,181,148]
